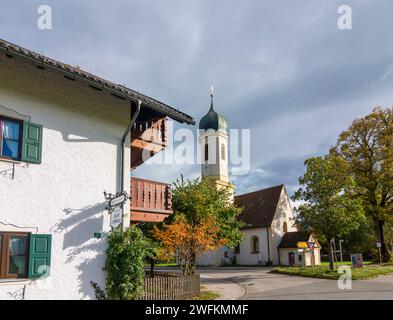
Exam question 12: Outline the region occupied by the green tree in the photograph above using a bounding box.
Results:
[335,107,393,261]
[155,176,244,276]
[105,226,155,300]
[293,154,365,270]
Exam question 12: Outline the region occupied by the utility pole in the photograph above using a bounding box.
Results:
[332,238,338,267]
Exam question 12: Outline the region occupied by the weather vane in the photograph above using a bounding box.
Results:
[210,85,214,97]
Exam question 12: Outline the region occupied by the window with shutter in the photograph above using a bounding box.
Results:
[28,234,52,279]
[0,232,29,279]
[0,116,22,161]
[21,121,43,164]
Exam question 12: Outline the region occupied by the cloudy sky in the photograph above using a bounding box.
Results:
[1,0,393,196]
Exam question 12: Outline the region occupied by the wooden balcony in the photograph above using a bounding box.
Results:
[131,117,168,170]
[130,177,172,223]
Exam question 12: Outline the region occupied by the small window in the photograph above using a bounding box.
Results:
[221,143,226,160]
[250,236,259,254]
[204,143,209,162]
[0,117,22,160]
[283,221,288,233]
[0,232,29,279]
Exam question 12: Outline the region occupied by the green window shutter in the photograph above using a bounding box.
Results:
[28,234,52,279]
[21,121,43,164]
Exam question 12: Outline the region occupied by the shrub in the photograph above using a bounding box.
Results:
[104,226,155,300]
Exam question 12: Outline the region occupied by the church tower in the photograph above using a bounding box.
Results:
[199,88,234,197]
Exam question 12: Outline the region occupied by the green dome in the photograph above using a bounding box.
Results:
[199,95,228,133]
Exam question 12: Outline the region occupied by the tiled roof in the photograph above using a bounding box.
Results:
[0,39,195,125]
[278,231,312,249]
[234,185,284,228]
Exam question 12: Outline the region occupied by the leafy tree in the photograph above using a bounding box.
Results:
[104,226,155,299]
[154,176,244,276]
[340,217,375,257]
[335,107,393,261]
[154,215,225,276]
[293,153,365,270]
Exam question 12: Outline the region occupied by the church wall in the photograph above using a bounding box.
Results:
[196,246,234,267]
[235,227,270,265]
[270,188,297,264]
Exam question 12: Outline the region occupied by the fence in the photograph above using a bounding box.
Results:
[139,273,200,300]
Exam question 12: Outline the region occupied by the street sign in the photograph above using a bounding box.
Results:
[297,248,304,253]
[297,242,308,249]
[110,206,122,229]
[109,194,126,208]
[307,241,315,250]
[376,241,383,264]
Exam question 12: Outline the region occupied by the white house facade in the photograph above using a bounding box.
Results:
[278,232,321,267]
[0,39,193,299]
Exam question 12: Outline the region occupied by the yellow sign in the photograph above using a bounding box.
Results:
[297,242,308,249]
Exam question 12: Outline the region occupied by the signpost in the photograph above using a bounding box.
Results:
[376,241,382,264]
[104,191,129,230]
[110,206,122,229]
[109,193,127,208]
[297,242,308,249]
[307,241,315,250]
[307,242,316,270]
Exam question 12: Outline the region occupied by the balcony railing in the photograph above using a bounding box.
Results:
[130,177,172,222]
[131,117,168,148]
[131,117,168,170]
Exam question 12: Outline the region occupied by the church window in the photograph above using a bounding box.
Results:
[221,143,225,160]
[204,143,208,162]
[250,236,259,254]
[283,221,288,233]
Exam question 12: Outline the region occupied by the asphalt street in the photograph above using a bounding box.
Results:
[156,267,393,300]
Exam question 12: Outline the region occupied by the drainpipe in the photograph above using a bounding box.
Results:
[266,227,271,263]
[121,99,141,194]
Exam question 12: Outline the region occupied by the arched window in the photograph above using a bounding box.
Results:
[283,221,288,233]
[221,143,226,160]
[250,236,259,254]
[204,143,208,162]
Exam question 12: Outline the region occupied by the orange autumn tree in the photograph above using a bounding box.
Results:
[153,176,244,276]
[154,215,226,276]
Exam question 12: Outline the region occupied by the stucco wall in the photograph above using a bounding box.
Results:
[196,246,234,267]
[235,227,270,265]
[270,188,296,264]
[0,54,131,299]
[279,248,321,266]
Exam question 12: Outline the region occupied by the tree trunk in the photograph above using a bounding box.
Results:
[189,252,196,276]
[375,219,391,262]
[328,238,335,270]
[150,257,155,278]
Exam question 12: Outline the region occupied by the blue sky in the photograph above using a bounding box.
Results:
[1,0,393,195]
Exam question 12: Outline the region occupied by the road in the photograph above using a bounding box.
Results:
[156,267,393,300]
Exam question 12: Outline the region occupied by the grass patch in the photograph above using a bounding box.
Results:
[272,264,393,280]
[144,263,178,267]
[154,263,178,267]
[193,290,220,300]
[191,286,220,300]
[320,260,372,267]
